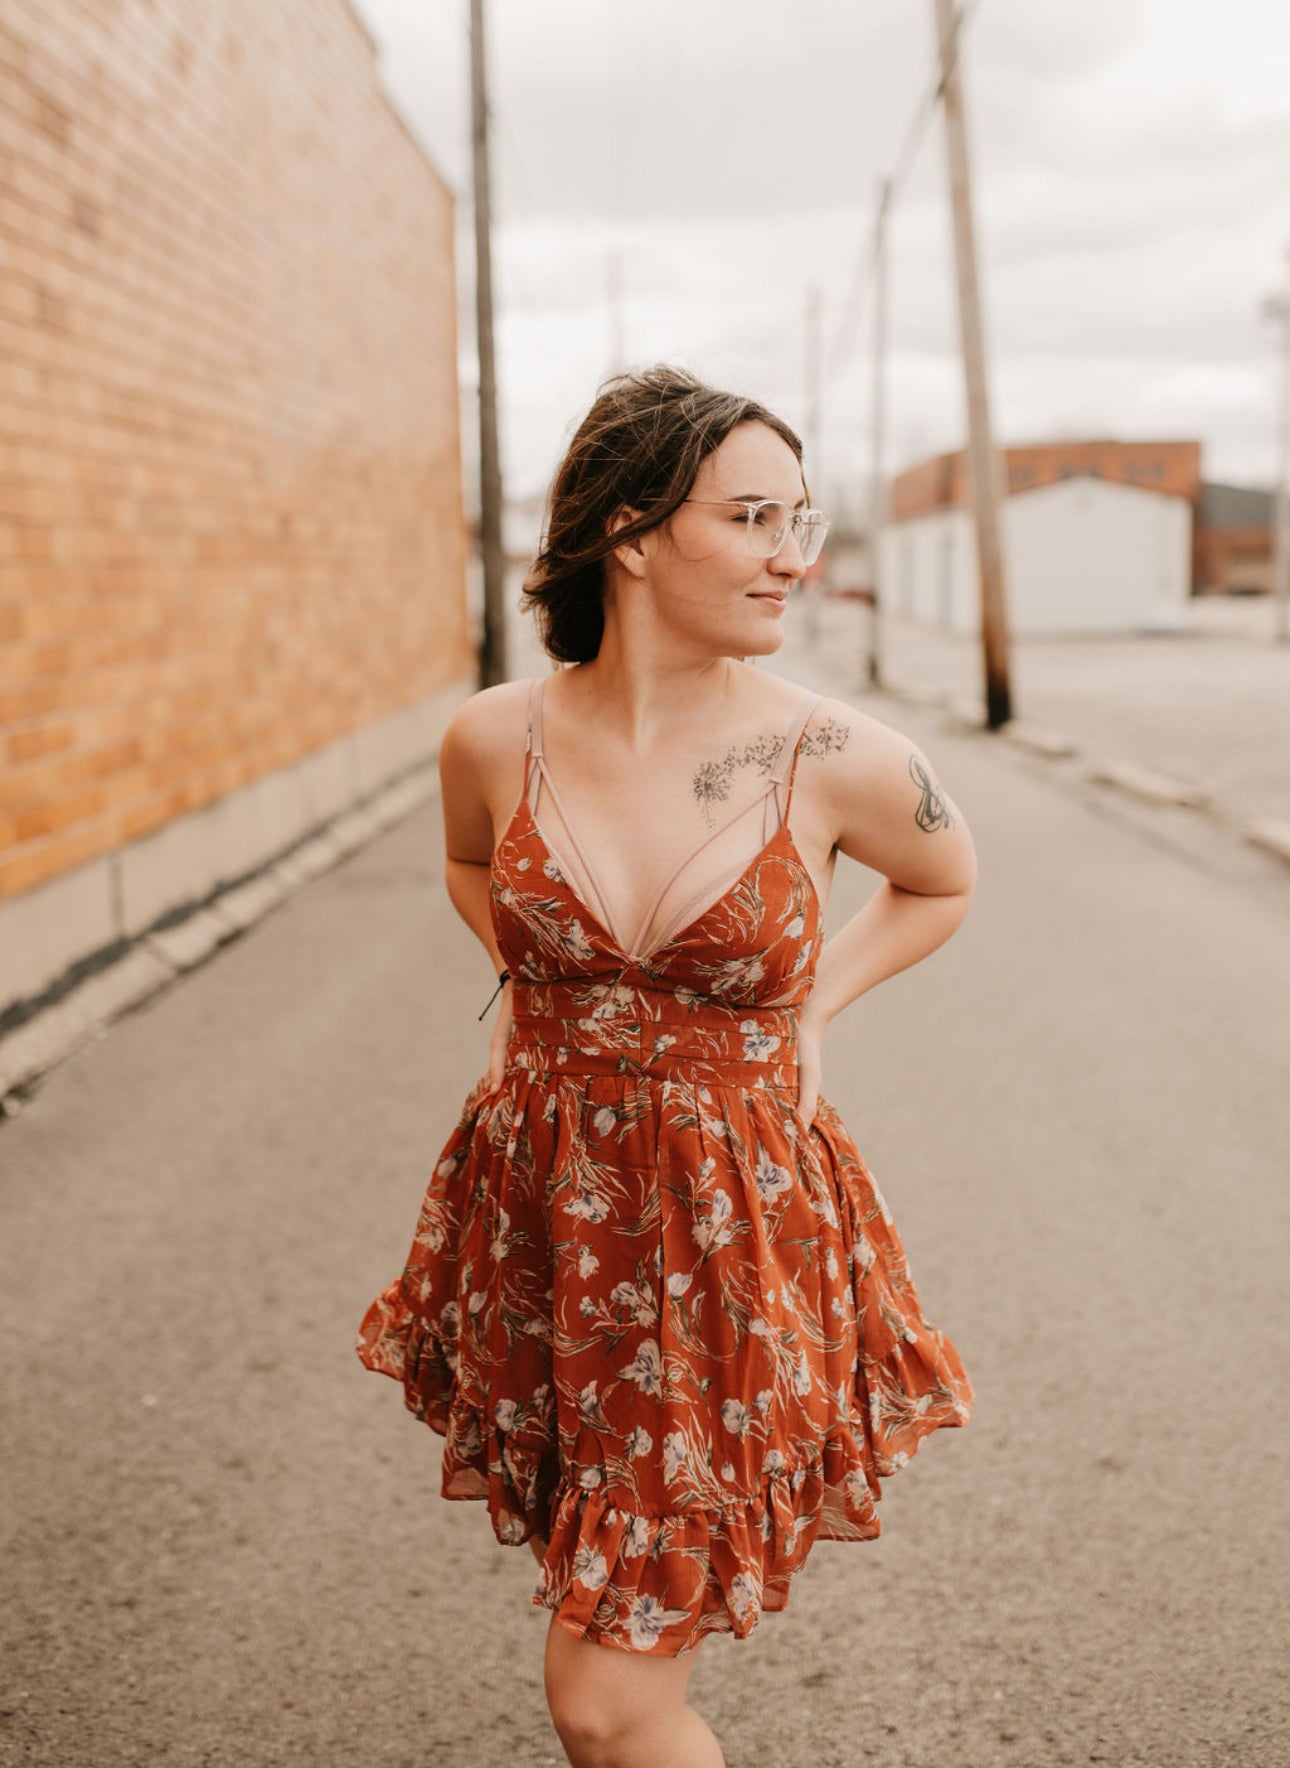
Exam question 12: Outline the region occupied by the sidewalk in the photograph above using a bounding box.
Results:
[777,590,1290,855]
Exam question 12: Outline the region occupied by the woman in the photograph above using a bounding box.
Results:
[357,365,976,1768]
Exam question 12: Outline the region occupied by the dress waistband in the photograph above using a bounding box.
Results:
[507,982,799,1084]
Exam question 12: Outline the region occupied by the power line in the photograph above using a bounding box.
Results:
[826,0,986,384]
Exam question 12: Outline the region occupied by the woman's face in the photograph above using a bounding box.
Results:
[627,421,811,658]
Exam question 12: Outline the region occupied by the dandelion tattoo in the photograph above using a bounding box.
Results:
[692,719,851,823]
[910,753,954,832]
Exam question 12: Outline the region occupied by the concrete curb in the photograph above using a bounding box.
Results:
[1242,818,1290,866]
[1001,722,1080,759]
[0,766,440,1112]
[1084,760,1214,810]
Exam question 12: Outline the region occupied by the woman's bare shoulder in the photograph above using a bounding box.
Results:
[441,676,536,775]
[797,692,977,892]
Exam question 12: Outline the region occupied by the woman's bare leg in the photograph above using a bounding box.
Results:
[543,1612,724,1768]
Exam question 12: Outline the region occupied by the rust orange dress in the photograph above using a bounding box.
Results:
[356,676,972,1655]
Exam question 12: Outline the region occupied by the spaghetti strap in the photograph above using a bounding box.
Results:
[768,692,822,826]
[527,676,545,758]
[525,679,822,963]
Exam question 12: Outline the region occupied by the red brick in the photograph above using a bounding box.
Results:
[0,0,469,906]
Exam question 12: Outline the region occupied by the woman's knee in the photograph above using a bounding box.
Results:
[543,1616,698,1760]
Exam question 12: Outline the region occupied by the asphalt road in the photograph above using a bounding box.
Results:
[3,663,1288,1767]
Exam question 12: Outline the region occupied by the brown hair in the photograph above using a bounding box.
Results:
[521,364,803,664]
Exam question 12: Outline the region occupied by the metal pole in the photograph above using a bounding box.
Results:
[932,0,1013,726]
[469,0,508,687]
[1262,249,1290,644]
[803,281,823,644]
[866,178,891,690]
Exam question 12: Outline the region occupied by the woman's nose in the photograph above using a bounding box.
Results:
[769,526,806,579]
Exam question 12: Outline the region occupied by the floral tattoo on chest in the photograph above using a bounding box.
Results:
[691,719,852,824]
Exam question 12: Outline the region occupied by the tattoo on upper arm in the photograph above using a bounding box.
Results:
[692,719,852,822]
[910,753,955,831]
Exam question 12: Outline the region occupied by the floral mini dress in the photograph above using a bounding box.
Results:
[356,675,973,1656]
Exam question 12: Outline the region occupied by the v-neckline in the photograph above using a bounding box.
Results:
[502,796,817,969]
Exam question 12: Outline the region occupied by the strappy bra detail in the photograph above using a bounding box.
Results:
[519,675,822,965]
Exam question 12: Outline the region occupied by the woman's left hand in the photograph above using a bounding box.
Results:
[795,1005,826,1129]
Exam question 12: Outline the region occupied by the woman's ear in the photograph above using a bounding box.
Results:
[607,508,649,580]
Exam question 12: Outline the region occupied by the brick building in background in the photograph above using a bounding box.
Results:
[0,0,470,1036]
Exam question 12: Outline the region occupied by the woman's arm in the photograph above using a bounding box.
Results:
[796,701,977,1122]
[438,684,529,1086]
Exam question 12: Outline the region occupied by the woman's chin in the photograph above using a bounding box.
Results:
[740,619,785,657]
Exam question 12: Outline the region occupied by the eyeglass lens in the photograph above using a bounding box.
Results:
[747,502,827,566]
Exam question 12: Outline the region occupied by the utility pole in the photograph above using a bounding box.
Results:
[1260,246,1290,644]
[803,281,823,644]
[469,0,507,687]
[866,177,892,689]
[932,0,1013,727]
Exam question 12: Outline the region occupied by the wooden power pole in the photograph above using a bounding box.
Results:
[469,0,507,687]
[867,177,892,690]
[932,0,1013,726]
[1261,246,1290,644]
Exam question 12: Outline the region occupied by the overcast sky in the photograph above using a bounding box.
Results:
[350,0,1290,508]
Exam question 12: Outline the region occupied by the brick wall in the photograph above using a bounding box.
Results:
[0,0,469,906]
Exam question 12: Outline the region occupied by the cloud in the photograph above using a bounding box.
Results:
[354,0,1290,493]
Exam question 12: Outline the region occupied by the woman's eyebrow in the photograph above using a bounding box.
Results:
[723,492,809,509]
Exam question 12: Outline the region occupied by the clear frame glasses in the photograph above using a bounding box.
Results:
[684,498,830,568]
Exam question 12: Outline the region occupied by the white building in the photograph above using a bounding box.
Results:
[881,442,1200,636]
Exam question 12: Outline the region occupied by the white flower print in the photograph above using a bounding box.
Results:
[729,1568,762,1620]
[579,1295,597,1318]
[662,1429,688,1483]
[753,1388,773,1416]
[608,1280,658,1327]
[747,1316,770,1338]
[489,1208,511,1261]
[622,1514,652,1559]
[578,1380,607,1424]
[666,1272,692,1299]
[720,1398,751,1437]
[825,1246,839,1279]
[628,1593,688,1650]
[708,955,766,997]
[592,1106,617,1137]
[740,1020,782,1062]
[619,1337,663,1397]
[579,1466,602,1490]
[754,1146,793,1206]
[560,920,597,962]
[467,1290,487,1315]
[542,858,563,882]
[572,1545,609,1590]
[721,1461,736,1481]
[624,1425,653,1459]
[792,1350,812,1397]
[692,1187,734,1253]
[566,1191,610,1224]
[844,1468,872,1506]
[493,1398,517,1432]
[762,1447,787,1475]
[577,1245,600,1279]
